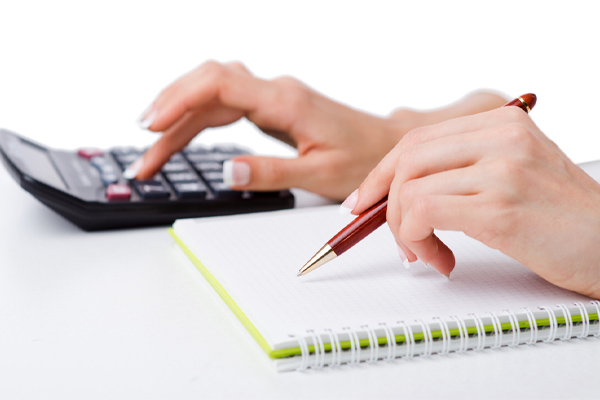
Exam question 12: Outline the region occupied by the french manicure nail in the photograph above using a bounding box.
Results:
[419,259,429,269]
[137,107,157,130]
[123,157,143,180]
[339,189,359,215]
[397,246,410,269]
[223,160,251,187]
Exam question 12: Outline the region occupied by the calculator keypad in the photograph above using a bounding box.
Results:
[78,143,254,202]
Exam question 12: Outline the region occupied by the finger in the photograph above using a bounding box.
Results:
[135,108,230,180]
[222,154,315,191]
[354,125,504,215]
[387,165,483,264]
[400,194,488,275]
[144,62,295,134]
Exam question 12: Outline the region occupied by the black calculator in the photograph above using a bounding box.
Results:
[0,129,294,231]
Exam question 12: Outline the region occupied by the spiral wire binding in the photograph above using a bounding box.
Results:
[379,323,396,361]
[521,307,538,344]
[539,306,558,342]
[398,321,416,359]
[572,302,590,339]
[487,312,503,349]
[325,329,342,367]
[416,319,433,357]
[296,334,310,371]
[504,309,521,347]
[434,317,451,355]
[362,325,379,363]
[451,315,469,352]
[556,304,573,340]
[344,327,362,365]
[293,300,600,370]
[591,300,600,337]
[307,330,326,369]
[469,313,486,351]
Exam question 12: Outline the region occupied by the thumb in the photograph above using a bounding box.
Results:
[223,155,309,191]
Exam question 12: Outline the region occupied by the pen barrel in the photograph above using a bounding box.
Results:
[329,197,388,256]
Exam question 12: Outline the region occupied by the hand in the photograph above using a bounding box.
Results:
[132,60,507,200]
[350,106,600,299]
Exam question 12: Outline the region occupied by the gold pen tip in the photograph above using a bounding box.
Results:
[297,271,303,277]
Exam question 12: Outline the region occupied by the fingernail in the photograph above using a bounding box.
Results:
[419,259,429,269]
[223,160,251,187]
[443,272,451,280]
[339,189,359,215]
[123,157,143,180]
[397,246,410,269]
[137,106,157,130]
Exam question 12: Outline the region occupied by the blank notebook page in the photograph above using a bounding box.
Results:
[173,205,588,348]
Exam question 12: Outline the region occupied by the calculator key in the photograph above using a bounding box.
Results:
[77,148,104,159]
[211,144,248,154]
[173,182,208,199]
[100,172,119,185]
[193,162,222,172]
[90,156,111,169]
[110,147,140,156]
[106,184,131,201]
[185,153,232,163]
[134,182,171,199]
[115,153,139,165]
[209,182,242,198]
[169,153,185,162]
[161,162,189,173]
[202,171,224,182]
[183,145,209,154]
[165,172,199,183]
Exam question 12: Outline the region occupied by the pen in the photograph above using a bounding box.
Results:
[297,93,537,276]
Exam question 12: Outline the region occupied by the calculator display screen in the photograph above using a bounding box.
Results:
[17,141,67,190]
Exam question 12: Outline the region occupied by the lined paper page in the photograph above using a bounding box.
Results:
[173,206,590,348]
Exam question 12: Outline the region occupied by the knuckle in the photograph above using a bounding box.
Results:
[201,60,227,80]
[225,61,248,72]
[411,195,433,221]
[273,75,302,88]
[389,107,418,121]
[269,77,311,122]
[502,105,530,121]
[400,126,428,149]
[398,180,419,205]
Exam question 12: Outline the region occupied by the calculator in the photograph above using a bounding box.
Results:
[0,129,294,231]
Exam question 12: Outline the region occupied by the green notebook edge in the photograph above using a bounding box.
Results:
[169,228,599,360]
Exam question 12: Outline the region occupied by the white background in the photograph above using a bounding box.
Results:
[1,1,600,399]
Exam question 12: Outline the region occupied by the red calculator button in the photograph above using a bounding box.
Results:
[77,148,104,159]
[106,184,131,201]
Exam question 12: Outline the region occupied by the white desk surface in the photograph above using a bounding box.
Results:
[2,2,600,398]
[1,163,600,400]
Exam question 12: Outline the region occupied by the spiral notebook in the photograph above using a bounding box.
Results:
[170,205,600,372]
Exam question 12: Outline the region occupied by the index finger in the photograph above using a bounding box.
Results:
[144,61,284,133]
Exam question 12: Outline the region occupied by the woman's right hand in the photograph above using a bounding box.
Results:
[131,61,402,200]
[131,60,507,201]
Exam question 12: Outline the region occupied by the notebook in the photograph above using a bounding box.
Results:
[170,205,600,372]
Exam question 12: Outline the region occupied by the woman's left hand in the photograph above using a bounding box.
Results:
[347,106,600,299]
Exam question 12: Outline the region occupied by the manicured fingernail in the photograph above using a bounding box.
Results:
[137,106,157,130]
[443,272,451,279]
[123,157,143,180]
[223,160,251,187]
[339,189,359,215]
[419,259,429,269]
[397,245,410,269]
